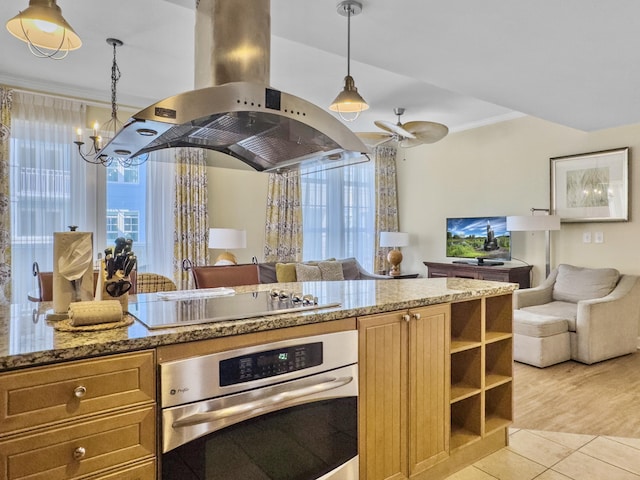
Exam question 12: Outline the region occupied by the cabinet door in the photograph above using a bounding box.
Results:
[408,305,450,476]
[358,311,409,480]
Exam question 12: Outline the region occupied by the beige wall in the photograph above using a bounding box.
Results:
[397,116,640,285]
[207,167,268,264]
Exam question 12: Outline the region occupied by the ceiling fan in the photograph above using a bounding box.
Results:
[357,107,449,148]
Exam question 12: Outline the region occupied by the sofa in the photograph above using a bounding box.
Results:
[186,257,389,289]
[513,264,640,367]
[257,257,390,283]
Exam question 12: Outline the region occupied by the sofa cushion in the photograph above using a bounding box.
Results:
[521,301,578,331]
[318,261,345,280]
[340,258,361,280]
[276,263,297,282]
[552,264,619,303]
[513,310,569,337]
[258,263,278,284]
[295,263,322,281]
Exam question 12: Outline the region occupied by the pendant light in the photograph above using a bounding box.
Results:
[74,38,148,167]
[329,0,369,122]
[6,0,81,59]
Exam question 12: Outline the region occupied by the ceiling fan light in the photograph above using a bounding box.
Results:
[6,0,82,57]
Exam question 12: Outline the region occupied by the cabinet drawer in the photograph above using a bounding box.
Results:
[92,460,156,480]
[0,406,155,480]
[0,351,155,436]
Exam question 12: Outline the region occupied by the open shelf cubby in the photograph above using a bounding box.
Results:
[485,338,513,389]
[485,294,513,341]
[450,393,482,450]
[450,299,482,352]
[484,381,513,436]
[451,346,482,403]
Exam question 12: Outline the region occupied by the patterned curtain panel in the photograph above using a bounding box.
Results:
[264,171,302,263]
[374,145,399,274]
[0,88,12,305]
[173,148,209,289]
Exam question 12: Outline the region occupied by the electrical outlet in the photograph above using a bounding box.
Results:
[583,232,592,243]
[594,231,604,243]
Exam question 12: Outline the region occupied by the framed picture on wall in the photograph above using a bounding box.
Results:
[550,147,629,222]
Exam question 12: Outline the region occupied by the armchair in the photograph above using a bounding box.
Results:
[513,264,640,366]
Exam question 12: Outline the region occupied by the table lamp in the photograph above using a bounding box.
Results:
[506,208,561,277]
[380,231,410,276]
[208,228,247,265]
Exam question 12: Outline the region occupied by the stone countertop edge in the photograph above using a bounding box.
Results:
[0,278,517,372]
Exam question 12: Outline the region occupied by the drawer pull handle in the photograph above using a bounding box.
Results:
[412,313,421,320]
[73,386,87,398]
[402,314,410,322]
[73,447,86,460]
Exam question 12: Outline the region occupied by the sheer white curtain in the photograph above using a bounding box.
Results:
[144,149,176,278]
[301,161,375,272]
[10,92,92,303]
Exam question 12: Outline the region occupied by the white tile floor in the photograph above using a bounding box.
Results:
[445,428,640,479]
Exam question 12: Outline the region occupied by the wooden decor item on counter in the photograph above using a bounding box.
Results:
[96,259,131,313]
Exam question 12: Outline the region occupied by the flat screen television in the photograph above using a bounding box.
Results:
[446,216,511,265]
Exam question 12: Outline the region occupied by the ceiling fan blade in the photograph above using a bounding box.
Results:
[374,120,417,139]
[402,121,449,144]
[356,132,393,148]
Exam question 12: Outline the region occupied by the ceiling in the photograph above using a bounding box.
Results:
[1,0,639,136]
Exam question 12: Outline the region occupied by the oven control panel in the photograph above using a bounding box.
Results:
[219,342,323,386]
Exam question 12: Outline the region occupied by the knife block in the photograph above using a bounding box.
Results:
[96,259,130,313]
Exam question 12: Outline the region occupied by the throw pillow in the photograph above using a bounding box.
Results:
[275,263,297,282]
[295,263,322,281]
[318,261,345,280]
[553,264,620,302]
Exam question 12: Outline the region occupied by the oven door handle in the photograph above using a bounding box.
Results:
[172,375,353,428]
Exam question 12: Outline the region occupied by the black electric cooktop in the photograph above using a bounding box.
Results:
[130,290,342,330]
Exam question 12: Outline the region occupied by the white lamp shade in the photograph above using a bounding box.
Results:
[506,215,561,232]
[380,231,410,248]
[208,228,247,249]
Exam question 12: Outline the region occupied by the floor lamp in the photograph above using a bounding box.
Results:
[506,208,561,278]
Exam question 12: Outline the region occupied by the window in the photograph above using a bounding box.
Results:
[300,162,375,272]
[107,163,140,184]
[106,210,140,242]
[9,91,176,303]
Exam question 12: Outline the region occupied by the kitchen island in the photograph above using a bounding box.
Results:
[0,278,517,480]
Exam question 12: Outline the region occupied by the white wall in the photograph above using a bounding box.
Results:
[397,115,640,285]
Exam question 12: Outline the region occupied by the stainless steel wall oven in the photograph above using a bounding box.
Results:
[159,330,358,480]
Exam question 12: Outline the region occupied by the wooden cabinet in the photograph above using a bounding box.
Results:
[358,304,450,480]
[359,294,513,480]
[0,351,156,480]
[423,262,532,289]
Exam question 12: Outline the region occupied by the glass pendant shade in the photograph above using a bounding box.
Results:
[6,0,82,58]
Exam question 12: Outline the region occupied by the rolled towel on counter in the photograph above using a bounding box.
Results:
[68,300,123,326]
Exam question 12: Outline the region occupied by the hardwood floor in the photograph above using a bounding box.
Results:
[512,351,640,437]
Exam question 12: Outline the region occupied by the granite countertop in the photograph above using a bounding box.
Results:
[0,278,517,371]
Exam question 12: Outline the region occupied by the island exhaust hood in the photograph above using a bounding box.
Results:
[99,0,370,172]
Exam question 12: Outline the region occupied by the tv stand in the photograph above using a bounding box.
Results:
[451,259,504,266]
[423,261,532,289]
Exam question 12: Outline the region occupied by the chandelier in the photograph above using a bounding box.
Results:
[74,38,147,166]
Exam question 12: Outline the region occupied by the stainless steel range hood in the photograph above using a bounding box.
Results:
[99,0,370,172]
